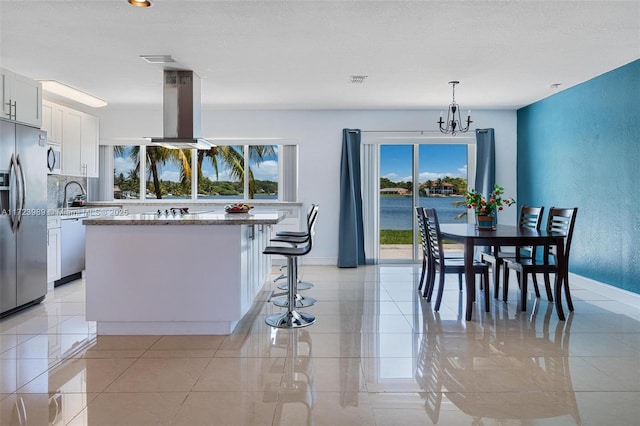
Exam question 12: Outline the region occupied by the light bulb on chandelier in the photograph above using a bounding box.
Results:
[438,81,472,135]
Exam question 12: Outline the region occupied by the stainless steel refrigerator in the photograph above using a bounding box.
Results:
[0,119,47,317]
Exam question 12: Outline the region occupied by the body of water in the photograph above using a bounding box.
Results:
[381,196,466,230]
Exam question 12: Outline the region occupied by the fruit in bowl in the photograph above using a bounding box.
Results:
[224,203,253,213]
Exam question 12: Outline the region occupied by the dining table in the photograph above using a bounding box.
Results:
[439,224,567,321]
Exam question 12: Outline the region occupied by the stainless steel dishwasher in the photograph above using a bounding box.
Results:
[55,214,88,287]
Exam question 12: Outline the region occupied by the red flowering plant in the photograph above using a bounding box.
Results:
[465,184,515,216]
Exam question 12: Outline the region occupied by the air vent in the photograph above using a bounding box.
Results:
[349,75,368,84]
[140,55,177,64]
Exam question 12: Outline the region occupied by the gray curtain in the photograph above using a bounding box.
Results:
[475,129,496,255]
[338,129,366,267]
[475,128,495,195]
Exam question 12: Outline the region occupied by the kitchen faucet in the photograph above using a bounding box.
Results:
[63,181,86,208]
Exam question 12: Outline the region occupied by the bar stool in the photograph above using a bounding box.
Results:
[264,205,318,328]
[268,205,319,308]
[273,204,317,291]
[269,233,317,308]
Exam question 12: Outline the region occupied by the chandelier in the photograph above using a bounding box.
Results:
[438,81,472,135]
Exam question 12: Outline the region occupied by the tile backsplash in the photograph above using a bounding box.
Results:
[47,175,88,210]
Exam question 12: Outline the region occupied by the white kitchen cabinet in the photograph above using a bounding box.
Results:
[81,113,99,177]
[47,218,62,284]
[62,109,83,176]
[42,100,64,144]
[59,105,99,177]
[84,214,281,335]
[0,68,42,128]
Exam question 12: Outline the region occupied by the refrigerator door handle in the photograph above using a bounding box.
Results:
[8,153,19,233]
[15,154,26,231]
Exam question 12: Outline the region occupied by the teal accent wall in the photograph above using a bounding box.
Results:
[517,59,640,294]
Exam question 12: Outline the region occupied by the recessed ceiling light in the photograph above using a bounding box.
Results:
[128,0,152,8]
[349,75,368,84]
[40,81,108,108]
[140,55,177,64]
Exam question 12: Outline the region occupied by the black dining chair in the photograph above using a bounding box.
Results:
[423,208,490,312]
[480,205,544,301]
[416,207,463,297]
[504,207,578,312]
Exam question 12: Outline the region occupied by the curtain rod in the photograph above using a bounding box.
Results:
[356,129,487,133]
[360,130,441,133]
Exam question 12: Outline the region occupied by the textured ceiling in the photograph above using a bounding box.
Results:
[0,0,638,110]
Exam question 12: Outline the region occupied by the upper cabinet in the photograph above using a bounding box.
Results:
[42,101,64,144]
[42,100,99,178]
[80,113,99,177]
[0,68,42,128]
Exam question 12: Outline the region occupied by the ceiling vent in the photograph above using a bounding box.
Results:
[349,75,368,84]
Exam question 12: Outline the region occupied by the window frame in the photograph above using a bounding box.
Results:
[109,143,295,202]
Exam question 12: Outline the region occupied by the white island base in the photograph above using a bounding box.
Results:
[85,214,280,335]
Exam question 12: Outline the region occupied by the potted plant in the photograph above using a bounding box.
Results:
[465,184,515,229]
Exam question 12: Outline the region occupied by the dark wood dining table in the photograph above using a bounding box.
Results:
[439,224,567,321]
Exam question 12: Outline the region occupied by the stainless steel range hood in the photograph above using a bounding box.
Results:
[150,70,213,150]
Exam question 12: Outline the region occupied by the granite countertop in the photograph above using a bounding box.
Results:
[82,211,287,226]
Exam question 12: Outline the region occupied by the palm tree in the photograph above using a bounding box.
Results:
[115,144,276,199]
[196,145,276,198]
[115,145,172,199]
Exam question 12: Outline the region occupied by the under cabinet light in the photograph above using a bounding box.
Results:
[40,81,108,108]
[139,55,176,64]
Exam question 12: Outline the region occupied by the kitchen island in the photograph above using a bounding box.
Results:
[83,211,286,335]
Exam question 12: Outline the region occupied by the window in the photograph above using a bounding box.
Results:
[113,144,286,201]
[113,145,140,200]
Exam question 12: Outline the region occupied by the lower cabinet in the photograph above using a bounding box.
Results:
[47,218,62,284]
[242,224,272,308]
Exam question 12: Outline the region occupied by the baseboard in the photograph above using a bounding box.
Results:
[298,256,336,266]
[268,260,640,308]
[569,272,640,309]
[271,256,337,266]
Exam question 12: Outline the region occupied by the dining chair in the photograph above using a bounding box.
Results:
[504,207,578,312]
[416,207,464,297]
[423,208,490,312]
[480,205,544,301]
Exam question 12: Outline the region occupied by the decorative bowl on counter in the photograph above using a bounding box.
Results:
[224,203,253,214]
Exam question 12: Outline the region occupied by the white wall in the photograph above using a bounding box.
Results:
[97,107,517,264]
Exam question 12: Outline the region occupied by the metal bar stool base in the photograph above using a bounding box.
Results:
[277,281,314,291]
[271,294,317,308]
[266,310,316,328]
[273,273,287,283]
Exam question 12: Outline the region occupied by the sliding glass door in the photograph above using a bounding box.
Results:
[378,143,469,262]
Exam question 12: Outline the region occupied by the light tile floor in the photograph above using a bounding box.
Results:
[1,265,639,425]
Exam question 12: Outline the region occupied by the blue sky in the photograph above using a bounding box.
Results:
[380,144,467,183]
[114,146,279,182]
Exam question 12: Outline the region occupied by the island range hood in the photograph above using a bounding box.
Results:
[150,70,213,150]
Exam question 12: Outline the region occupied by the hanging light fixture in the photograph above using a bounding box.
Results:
[438,81,472,135]
[128,0,152,7]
